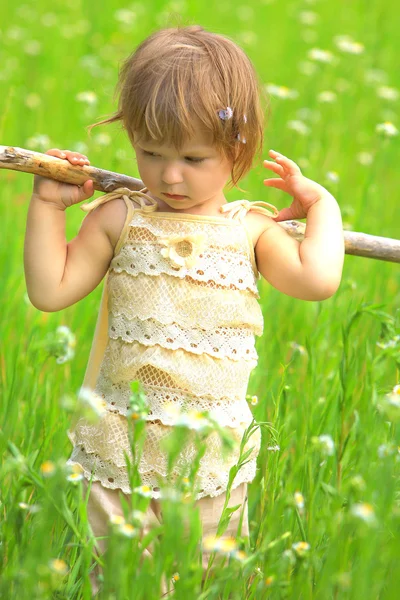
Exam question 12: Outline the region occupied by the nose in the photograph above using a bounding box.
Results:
[161,160,184,185]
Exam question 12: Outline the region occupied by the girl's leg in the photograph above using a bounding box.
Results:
[81,478,170,598]
[197,483,249,578]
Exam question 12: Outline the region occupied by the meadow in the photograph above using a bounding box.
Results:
[0,0,399,598]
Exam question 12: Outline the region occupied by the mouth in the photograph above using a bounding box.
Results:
[164,193,188,200]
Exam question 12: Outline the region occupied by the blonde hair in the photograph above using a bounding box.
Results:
[87,25,269,190]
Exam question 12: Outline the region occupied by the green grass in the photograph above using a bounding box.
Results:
[1,1,399,598]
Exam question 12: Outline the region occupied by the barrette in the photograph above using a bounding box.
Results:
[218,107,233,120]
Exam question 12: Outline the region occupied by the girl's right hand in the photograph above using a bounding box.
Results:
[32,148,95,209]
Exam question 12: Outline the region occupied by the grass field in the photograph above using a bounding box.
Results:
[0,1,399,598]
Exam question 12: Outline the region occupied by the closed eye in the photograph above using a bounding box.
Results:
[143,151,205,163]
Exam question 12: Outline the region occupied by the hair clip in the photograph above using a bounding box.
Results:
[218,107,233,121]
[236,133,247,144]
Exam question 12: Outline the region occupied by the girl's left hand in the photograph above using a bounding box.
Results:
[263,150,332,222]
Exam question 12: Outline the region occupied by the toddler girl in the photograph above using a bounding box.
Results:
[24,25,344,597]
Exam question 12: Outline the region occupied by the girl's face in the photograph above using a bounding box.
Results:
[133,123,233,214]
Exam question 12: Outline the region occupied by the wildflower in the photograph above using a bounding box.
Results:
[18,502,41,513]
[267,444,280,451]
[317,91,337,103]
[326,171,340,183]
[377,443,397,458]
[376,122,398,137]
[287,120,310,136]
[159,233,207,269]
[171,572,180,582]
[311,434,335,456]
[377,385,400,422]
[66,464,84,483]
[282,548,296,565]
[368,70,389,88]
[54,325,76,364]
[334,35,364,54]
[133,485,153,498]
[130,510,146,526]
[40,461,56,477]
[77,387,107,418]
[93,133,111,146]
[49,559,69,575]
[265,575,276,586]
[292,541,311,558]
[298,11,318,25]
[307,48,335,64]
[115,9,137,26]
[203,534,238,555]
[294,491,305,514]
[76,91,98,105]
[265,84,299,99]
[350,502,377,525]
[246,394,258,406]
[289,341,307,355]
[119,523,138,538]
[377,86,400,101]
[25,93,41,109]
[357,151,374,166]
[110,514,125,526]
[163,402,211,431]
[349,474,366,492]
[26,133,51,151]
[376,336,400,349]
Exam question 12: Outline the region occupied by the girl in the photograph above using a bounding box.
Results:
[24,25,344,597]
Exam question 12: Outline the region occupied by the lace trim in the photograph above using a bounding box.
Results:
[111,239,259,295]
[67,411,260,500]
[107,271,263,334]
[93,379,255,427]
[108,315,258,362]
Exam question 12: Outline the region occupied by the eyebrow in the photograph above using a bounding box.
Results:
[138,143,211,155]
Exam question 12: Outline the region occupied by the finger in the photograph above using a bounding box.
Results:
[263,178,287,191]
[269,150,301,175]
[66,153,90,165]
[46,148,66,158]
[263,159,285,177]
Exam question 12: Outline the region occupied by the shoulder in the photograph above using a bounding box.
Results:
[83,197,129,251]
[243,211,278,248]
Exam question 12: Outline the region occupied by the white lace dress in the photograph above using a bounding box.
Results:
[66,187,278,500]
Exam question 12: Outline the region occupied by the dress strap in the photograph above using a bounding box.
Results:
[80,186,159,214]
[219,199,279,222]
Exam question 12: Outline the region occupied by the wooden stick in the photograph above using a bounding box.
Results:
[1,145,399,264]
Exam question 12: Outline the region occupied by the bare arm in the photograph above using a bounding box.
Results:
[24,148,115,312]
[255,194,344,300]
[24,196,115,312]
[255,150,345,301]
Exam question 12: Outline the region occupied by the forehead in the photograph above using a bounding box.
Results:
[137,121,215,152]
